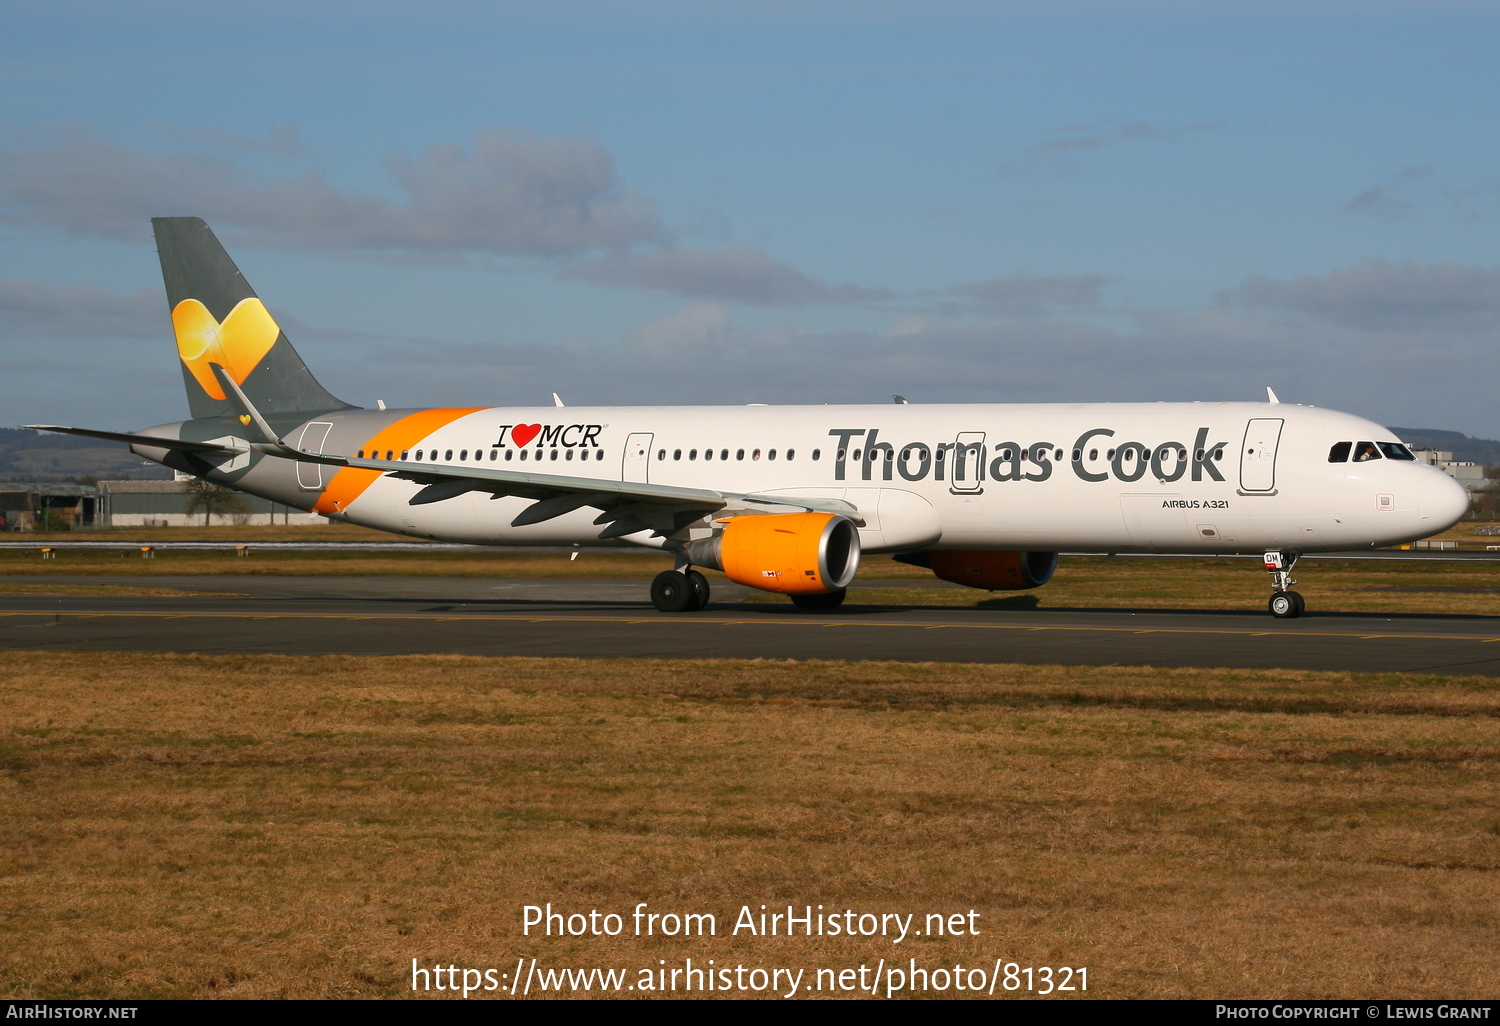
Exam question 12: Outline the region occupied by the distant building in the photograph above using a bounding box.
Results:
[0,483,99,531]
[0,480,325,529]
[1410,450,1492,489]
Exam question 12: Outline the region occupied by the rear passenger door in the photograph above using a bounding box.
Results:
[295,422,333,491]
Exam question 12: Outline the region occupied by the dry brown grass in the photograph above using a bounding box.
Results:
[1410,521,1500,550]
[0,548,676,578]
[2,651,1497,1000]
[21,524,415,543]
[0,583,226,596]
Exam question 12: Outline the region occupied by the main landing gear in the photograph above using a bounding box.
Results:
[650,568,710,612]
[648,566,847,612]
[1264,550,1305,619]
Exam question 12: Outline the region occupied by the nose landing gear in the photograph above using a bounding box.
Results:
[1264,550,1304,618]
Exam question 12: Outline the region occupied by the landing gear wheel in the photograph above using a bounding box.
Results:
[790,589,847,610]
[650,570,693,612]
[685,570,711,611]
[1269,590,1304,619]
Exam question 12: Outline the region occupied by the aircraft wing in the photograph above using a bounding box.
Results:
[22,425,249,455]
[348,456,863,539]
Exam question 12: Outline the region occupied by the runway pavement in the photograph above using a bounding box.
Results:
[4,575,1500,675]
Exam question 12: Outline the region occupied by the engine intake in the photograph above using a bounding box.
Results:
[894,550,1058,590]
[687,512,860,594]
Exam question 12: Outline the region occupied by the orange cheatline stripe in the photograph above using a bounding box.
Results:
[313,407,487,515]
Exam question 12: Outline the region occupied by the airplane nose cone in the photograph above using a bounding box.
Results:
[1418,470,1470,532]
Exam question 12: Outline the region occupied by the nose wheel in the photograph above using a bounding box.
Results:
[1268,590,1304,618]
[1263,551,1304,618]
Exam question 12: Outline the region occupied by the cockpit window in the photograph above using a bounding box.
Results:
[1328,441,1352,463]
[1378,442,1416,461]
[1352,441,1381,462]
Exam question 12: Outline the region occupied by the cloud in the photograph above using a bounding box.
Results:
[1342,166,1500,224]
[0,279,164,337]
[1340,166,1434,222]
[13,279,1500,441]
[0,126,667,257]
[563,247,892,305]
[941,271,1110,316]
[999,119,1224,177]
[152,121,307,157]
[0,126,893,307]
[1220,258,1500,332]
[317,299,1481,438]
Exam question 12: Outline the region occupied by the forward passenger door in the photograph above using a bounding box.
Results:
[1240,419,1284,493]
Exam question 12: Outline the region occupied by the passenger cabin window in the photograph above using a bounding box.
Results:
[673,449,682,460]
[736,449,745,461]
[658,449,666,460]
[786,449,795,461]
[1353,441,1381,462]
[1379,442,1416,461]
[720,449,729,460]
[811,449,820,461]
[1328,441,1352,462]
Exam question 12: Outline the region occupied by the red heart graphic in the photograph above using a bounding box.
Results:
[510,423,542,448]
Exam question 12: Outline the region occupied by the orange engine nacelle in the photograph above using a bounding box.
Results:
[894,550,1058,590]
[686,512,861,594]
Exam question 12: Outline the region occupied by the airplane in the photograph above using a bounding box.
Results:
[26,217,1471,619]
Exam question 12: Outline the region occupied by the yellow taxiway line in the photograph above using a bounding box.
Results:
[2,609,1498,644]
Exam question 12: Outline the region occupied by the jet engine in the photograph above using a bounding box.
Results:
[894,550,1058,590]
[687,512,860,594]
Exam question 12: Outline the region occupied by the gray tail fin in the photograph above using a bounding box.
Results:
[152,216,356,421]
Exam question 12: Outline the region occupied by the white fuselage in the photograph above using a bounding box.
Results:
[149,400,1472,558]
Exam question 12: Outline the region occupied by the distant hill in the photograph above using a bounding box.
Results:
[0,428,173,483]
[1390,428,1500,467]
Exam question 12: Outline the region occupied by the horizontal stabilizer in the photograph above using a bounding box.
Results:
[22,425,247,455]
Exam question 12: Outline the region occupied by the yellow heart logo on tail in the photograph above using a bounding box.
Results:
[172,298,281,401]
[238,414,253,426]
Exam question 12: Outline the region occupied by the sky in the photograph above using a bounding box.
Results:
[2,0,1498,435]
